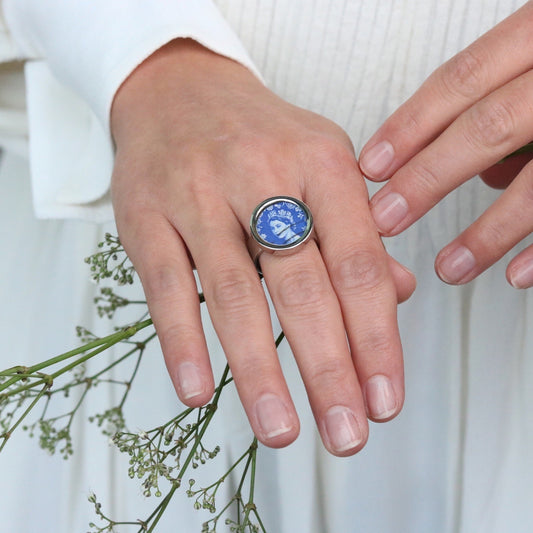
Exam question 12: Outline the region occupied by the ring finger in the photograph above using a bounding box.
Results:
[178,203,300,449]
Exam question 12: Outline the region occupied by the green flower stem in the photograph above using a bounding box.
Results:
[236,447,254,496]
[0,384,51,451]
[188,441,255,517]
[1,319,152,389]
[61,332,156,392]
[2,319,153,397]
[233,445,254,526]
[145,364,231,533]
[0,366,29,376]
[243,440,258,521]
[26,332,154,405]
[252,508,267,532]
[274,331,285,348]
[118,348,145,410]
[245,440,267,532]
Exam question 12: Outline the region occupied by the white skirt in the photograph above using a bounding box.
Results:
[1,146,532,533]
[1,1,532,531]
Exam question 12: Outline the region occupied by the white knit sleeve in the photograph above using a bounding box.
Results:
[2,0,261,221]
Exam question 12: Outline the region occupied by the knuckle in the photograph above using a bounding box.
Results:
[276,268,328,312]
[158,323,200,354]
[116,203,161,240]
[439,49,487,100]
[211,269,260,313]
[355,328,398,358]
[143,263,183,297]
[233,356,279,387]
[305,136,357,176]
[180,164,219,205]
[408,159,443,198]
[475,218,510,251]
[226,130,270,160]
[331,249,388,293]
[394,104,425,138]
[464,99,516,150]
[305,357,349,391]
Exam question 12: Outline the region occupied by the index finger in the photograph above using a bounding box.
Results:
[359,2,533,182]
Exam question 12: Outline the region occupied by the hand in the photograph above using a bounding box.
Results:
[359,2,533,289]
[110,39,415,456]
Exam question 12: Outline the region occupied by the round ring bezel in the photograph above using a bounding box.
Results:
[250,196,314,253]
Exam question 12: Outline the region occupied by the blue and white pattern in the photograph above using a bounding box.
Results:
[252,197,312,249]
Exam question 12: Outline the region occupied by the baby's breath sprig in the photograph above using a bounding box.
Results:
[0,319,154,455]
[192,438,266,533]
[87,358,266,533]
[113,401,221,498]
[94,287,146,319]
[0,233,159,455]
[85,233,135,285]
[88,364,231,533]
[91,333,285,532]
[2,234,276,532]
[88,492,148,533]
[0,375,52,453]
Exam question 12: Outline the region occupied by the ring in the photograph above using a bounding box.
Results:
[250,196,314,270]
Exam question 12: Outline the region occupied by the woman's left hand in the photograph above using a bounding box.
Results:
[359,1,533,289]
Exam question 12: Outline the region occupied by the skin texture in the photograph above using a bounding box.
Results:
[110,39,416,457]
[359,1,533,290]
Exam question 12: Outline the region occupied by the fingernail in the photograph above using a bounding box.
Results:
[365,375,397,420]
[371,192,409,233]
[436,245,476,284]
[509,260,533,289]
[177,362,206,400]
[255,394,294,439]
[360,140,395,179]
[324,406,363,453]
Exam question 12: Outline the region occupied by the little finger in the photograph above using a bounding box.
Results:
[387,256,417,303]
[116,212,215,407]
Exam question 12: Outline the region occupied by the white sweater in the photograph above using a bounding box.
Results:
[1,0,524,220]
[1,4,531,533]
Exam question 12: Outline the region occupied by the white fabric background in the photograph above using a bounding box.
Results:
[0,1,532,532]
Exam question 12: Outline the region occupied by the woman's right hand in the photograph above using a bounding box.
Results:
[110,38,415,456]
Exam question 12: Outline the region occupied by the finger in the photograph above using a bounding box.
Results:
[306,161,404,424]
[387,256,416,303]
[359,2,533,181]
[434,159,533,285]
[507,242,533,289]
[370,69,533,236]
[181,207,300,449]
[261,243,369,456]
[479,151,533,189]
[115,211,215,407]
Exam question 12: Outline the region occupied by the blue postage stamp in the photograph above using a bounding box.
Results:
[254,198,310,247]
